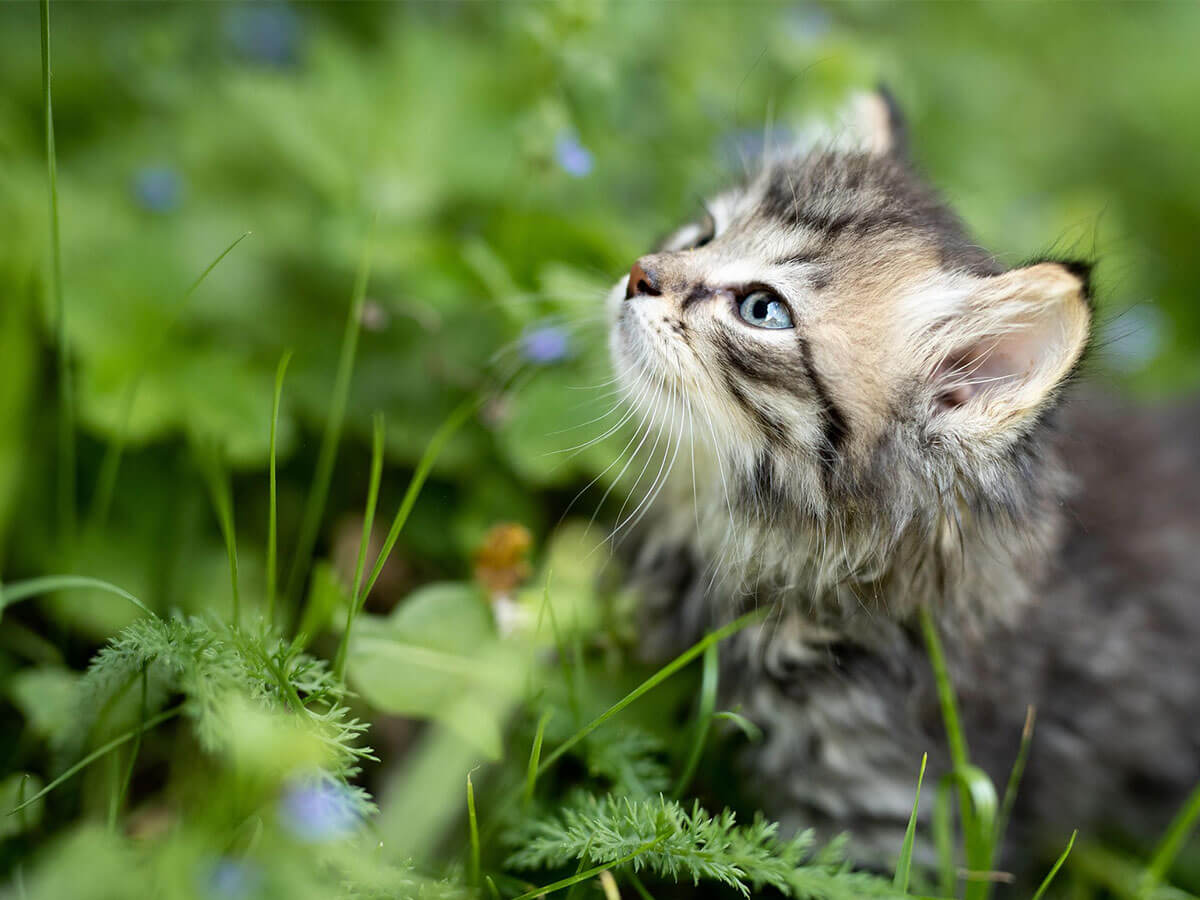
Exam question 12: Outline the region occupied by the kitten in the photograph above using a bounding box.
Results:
[606,91,1200,866]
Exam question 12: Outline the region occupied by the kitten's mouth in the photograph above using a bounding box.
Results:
[614,302,681,384]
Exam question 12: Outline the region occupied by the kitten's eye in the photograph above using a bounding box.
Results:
[737,290,793,329]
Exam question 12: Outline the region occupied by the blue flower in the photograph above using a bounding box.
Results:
[522,325,572,365]
[203,858,260,899]
[554,132,594,178]
[225,3,302,67]
[132,166,183,214]
[279,778,361,842]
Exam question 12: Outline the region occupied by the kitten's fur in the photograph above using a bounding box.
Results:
[607,92,1200,866]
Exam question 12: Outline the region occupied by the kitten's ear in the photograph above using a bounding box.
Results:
[926,262,1091,435]
[847,87,908,158]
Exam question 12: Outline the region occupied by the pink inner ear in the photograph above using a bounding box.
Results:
[933,328,1044,411]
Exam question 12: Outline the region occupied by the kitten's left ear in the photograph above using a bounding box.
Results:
[848,86,908,158]
[924,261,1092,435]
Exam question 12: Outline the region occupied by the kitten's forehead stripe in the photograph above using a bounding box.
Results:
[754,152,1001,275]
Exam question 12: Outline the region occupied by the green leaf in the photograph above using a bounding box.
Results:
[8,665,79,740]
[347,582,525,757]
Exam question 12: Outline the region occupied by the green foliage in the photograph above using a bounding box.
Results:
[506,794,901,900]
[3,3,1200,900]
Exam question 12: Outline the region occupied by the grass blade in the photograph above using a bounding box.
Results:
[199,445,240,626]
[333,412,385,681]
[109,662,148,830]
[1034,831,1077,900]
[40,0,73,546]
[0,575,154,619]
[9,705,182,814]
[566,836,596,900]
[284,221,375,610]
[919,607,969,768]
[921,606,999,900]
[467,771,481,887]
[266,349,293,625]
[934,778,957,898]
[673,640,718,799]
[894,752,928,892]
[712,711,763,743]
[359,397,476,602]
[626,872,656,900]
[1141,779,1200,897]
[536,609,764,778]
[994,705,1036,848]
[524,711,551,807]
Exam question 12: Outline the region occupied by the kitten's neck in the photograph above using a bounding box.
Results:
[628,441,1071,637]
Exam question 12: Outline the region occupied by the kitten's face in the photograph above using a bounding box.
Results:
[607,94,1091,559]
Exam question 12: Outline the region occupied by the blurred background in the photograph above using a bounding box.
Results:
[2,2,1199,896]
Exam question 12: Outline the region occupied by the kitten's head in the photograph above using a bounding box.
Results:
[609,92,1091,597]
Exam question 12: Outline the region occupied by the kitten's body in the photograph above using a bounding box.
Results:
[631,393,1200,861]
[607,95,1200,864]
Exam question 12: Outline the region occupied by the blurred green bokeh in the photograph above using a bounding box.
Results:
[3,1,1199,594]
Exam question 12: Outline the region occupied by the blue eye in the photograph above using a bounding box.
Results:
[737,291,793,329]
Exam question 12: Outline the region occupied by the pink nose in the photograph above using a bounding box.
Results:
[625,258,661,300]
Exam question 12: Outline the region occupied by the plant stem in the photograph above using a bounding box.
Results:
[40,0,74,547]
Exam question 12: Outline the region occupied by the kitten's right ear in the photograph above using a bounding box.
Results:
[849,86,909,158]
[922,261,1092,439]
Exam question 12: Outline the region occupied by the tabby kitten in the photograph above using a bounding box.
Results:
[608,92,1200,865]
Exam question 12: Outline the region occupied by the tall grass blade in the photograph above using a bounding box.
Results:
[1034,831,1077,900]
[994,705,1036,848]
[894,753,928,893]
[87,232,252,532]
[712,711,763,743]
[109,663,148,830]
[920,606,999,900]
[40,0,74,546]
[673,640,718,799]
[934,779,957,898]
[199,445,240,626]
[0,574,154,619]
[284,221,376,610]
[266,350,293,625]
[467,771,481,887]
[9,705,182,814]
[334,413,385,681]
[360,397,476,602]
[524,711,551,807]
[1141,779,1200,898]
[566,836,596,900]
[626,872,656,900]
[536,609,764,778]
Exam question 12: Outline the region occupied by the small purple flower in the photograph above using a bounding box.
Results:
[279,778,361,842]
[132,166,183,213]
[554,132,594,178]
[522,325,572,365]
[204,858,260,899]
[225,3,302,67]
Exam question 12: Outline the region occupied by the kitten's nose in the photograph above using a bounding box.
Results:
[625,258,662,300]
